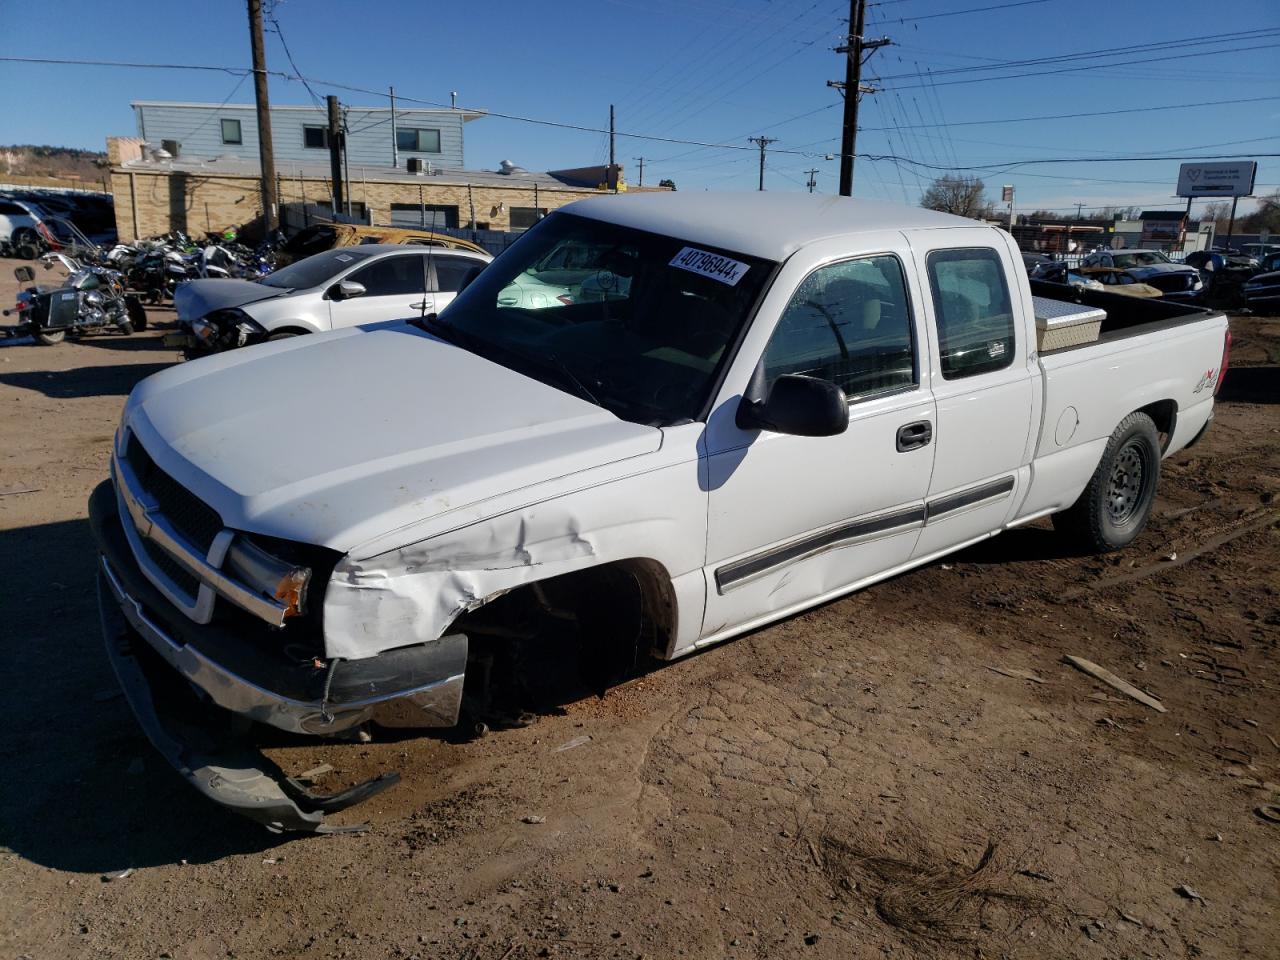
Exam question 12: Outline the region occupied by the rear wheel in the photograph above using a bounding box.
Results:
[1052,411,1160,552]
[34,326,66,345]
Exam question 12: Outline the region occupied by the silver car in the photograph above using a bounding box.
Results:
[174,243,491,353]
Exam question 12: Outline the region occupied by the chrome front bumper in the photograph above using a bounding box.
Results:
[100,555,467,735]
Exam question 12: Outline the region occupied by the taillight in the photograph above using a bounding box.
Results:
[1214,328,1231,397]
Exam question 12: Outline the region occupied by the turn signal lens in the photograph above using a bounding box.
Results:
[225,537,312,618]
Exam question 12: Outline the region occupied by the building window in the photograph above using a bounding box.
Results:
[509,207,547,231]
[389,203,458,229]
[303,125,328,149]
[396,128,441,153]
[221,119,243,145]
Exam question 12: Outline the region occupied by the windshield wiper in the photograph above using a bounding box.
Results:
[539,352,602,407]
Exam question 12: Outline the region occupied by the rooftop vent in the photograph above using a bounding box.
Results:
[498,159,527,176]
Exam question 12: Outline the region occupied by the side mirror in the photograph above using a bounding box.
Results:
[330,280,367,300]
[13,266,35,283]
[736,374,849,437]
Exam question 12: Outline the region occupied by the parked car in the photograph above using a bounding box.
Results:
[1243,255,1280,312]
[1027,260,1105,292]
[1240,243,1280,262]
[0,196,56,258]
[173,244,491,353]
[1079,249,1203,301]
[1076,267,1164,298]
[276,222,489,266]
[91,193,1230,831]
[1020,252,1054,274]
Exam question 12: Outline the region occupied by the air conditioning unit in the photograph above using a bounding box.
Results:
[406,157,425,174]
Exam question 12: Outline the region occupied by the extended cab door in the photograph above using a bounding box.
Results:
[328,253,429,329]
[909,230,1037,559]
[700,234,936,642]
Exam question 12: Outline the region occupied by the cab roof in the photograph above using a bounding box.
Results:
[562,192,985,261]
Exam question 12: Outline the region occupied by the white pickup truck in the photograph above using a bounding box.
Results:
[90,194,1230,831]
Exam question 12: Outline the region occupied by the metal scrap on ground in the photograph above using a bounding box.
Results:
[1064,656,1167,713]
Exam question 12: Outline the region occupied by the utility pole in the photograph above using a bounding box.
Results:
[341,106,352,217]
[327,94,344,217]
[749,137,778,191]
[1074,201,1084,219]
[390,86,398,168]
[634,156,646,187]
[247,0,278,232]
[830,0,890,197]
[609,104,617,192]
[805,168,820,193]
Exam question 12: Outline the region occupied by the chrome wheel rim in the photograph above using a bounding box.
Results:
[1106,440,1148,524]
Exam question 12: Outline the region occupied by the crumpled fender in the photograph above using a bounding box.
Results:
[323,435,710,661]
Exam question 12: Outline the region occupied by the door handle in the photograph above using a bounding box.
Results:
[896,420,933,452]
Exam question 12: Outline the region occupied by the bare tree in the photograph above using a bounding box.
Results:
[920,175,992,219]
[1242,189,1280,233]
[1202,200,1231,228]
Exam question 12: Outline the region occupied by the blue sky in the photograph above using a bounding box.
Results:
[3,0,1277,216]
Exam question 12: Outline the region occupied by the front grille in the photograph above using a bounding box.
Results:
[140,536,200,599]
[126,435,224,553]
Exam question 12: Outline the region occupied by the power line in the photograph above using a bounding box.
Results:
[883,0,1049,22]
[6,54,1279,175]
[878,39,1280,91]
[857,95,1280,132]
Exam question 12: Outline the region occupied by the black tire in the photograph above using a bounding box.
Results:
[1052,411,1161,553]
[34,327,66,345]
[116,320,135,336]
[125,297,147,331]
[11,228,40,259]
[266,330,303,341]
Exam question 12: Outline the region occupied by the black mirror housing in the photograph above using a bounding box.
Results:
[737,374,849,437]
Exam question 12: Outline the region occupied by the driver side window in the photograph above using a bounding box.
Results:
[762,255,917,401]
[347,255,426,297]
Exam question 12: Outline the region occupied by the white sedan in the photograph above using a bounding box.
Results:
[174,243,491,352]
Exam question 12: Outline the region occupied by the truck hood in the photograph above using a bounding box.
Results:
[174,278,288,325]
[124,323,663,552]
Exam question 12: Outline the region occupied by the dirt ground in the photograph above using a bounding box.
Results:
[0,257,1276,960]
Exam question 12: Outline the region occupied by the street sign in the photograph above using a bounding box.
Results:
[1001,185,1014,202]
[1176,161,1257,198]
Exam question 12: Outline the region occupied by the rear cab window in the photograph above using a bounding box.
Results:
[926,248,1015,379]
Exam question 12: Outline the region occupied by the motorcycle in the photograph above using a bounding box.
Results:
[3,253,147,345]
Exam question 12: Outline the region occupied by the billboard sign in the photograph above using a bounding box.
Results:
[1176,161,1257,198]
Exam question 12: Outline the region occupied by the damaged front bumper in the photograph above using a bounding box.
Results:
[89,480,468,831]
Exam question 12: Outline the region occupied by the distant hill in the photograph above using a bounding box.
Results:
[0,145,109,182]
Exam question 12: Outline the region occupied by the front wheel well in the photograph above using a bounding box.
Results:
[449,559,678,724]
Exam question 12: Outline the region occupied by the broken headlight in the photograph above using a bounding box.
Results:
[225,536,313,619]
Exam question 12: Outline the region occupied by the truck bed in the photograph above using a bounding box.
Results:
[1029,278,1223,355]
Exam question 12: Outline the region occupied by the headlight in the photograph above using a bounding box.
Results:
[191,316,217,344]
[234,318,264,346]
[225,536,312,618]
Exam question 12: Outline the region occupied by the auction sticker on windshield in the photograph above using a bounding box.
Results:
[669,247,750,286]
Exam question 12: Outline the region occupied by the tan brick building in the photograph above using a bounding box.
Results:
[107,136,644,241]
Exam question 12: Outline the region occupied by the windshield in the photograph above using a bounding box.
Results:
[432,212,776,425]
[259,248,375,289]
[1112,251,1171,268]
